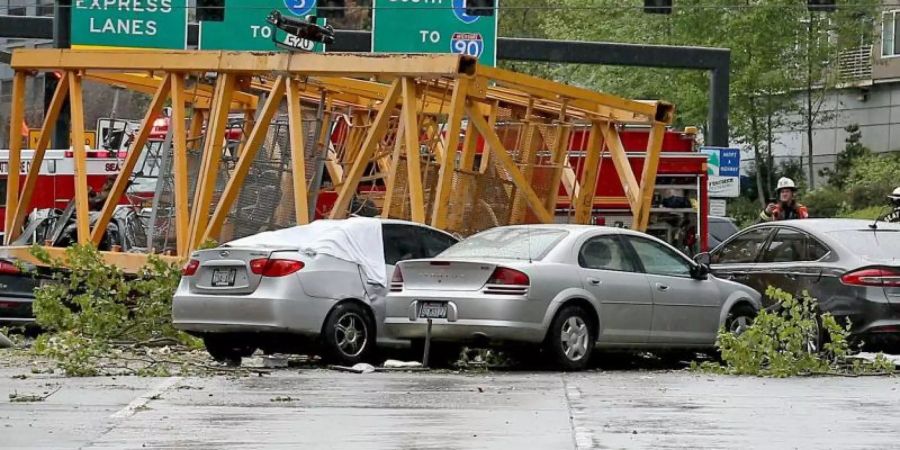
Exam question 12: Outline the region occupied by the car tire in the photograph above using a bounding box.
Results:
[203,335,256,366]
[725,304,757,335]
[322,302,375,365]
[545,305,596,371]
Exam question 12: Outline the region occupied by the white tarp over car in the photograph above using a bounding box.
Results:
[226,217,386,286]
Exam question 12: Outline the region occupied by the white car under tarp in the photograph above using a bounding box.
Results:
[226,217,387,287]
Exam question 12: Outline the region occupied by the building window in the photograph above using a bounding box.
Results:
[882,10,900,57]
[37,1,54,16]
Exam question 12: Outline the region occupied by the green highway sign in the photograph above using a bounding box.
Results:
[70,0,188,49]
[200,0,325,52]
[372,0,497,66]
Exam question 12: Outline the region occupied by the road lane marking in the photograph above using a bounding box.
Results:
[562,375,594,450]
[109,376,182,419]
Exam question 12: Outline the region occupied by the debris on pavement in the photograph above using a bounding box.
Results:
[383,359,423,369]
[329,363,376,374]
[262,355,289,369]
[849,352,900,367]
[8,386,61,403]
[0,332,13,349]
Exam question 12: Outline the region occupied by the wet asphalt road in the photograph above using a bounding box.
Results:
[3,361,900,450]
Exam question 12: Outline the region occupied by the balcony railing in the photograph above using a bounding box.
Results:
[838,44,873,81]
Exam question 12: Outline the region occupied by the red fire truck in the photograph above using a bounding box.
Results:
[561,126,709,253]
[0,148,131,237]
[316,121,709,252]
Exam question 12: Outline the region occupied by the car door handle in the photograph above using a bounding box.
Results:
[655,283,669,291]
[587,277,602,286]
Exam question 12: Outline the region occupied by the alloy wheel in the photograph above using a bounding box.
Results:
[729,315,753,335]
[334,312,368,358]
[560,316,589,361]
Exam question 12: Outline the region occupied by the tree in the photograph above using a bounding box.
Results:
[536,0,878,199]
[793,4,877,189]
[818,124,870,190]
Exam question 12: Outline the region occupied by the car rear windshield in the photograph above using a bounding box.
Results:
[440,227,568,261]
[827,230,900,261]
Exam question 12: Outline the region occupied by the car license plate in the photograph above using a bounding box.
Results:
[418,301,448,319]
[211,269,236,287]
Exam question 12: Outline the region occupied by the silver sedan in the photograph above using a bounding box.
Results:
[385,225,762,370]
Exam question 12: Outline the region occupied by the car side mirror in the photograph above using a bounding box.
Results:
[693,252,711,266]
[690,263,710,280]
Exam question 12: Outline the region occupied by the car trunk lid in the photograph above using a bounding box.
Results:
[398,260,498,291]
[188,247,286,295]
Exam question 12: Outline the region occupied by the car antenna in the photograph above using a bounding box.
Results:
[869,206,890,230]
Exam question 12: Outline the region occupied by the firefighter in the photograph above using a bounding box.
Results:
[760,177,809,221]
[880,187,900,223]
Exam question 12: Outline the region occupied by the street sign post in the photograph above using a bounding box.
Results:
[70,0,188,49]
[701,147,741,198]
[372,0,497,66]
[200,0,325,52]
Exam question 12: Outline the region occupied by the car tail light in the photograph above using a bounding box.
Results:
[182,259,200,276]
[250,258,304,277]
[841,267,900,288]
[390,267,404,293]
[0,261,20,275]
[487,267,529,286]
[484,267,529,295]
[249,258,268,275]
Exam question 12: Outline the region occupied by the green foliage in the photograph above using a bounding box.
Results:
[819,125,871,190]
[838,205,887,220]
[28,244,199,376]
[801,186,849,218]
[695,287,895,377]
[726,196,762,229]
[845,152,900,209]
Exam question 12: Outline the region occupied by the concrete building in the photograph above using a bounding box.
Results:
[769,6,900,186]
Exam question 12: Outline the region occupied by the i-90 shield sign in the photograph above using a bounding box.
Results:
[450,33,485,58]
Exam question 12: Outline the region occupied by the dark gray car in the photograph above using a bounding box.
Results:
[702,219,900,352]
[0,206,146,325]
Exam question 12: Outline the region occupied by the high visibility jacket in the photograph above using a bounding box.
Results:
[760,203,809,221]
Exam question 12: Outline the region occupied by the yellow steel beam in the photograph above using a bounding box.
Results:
[330,79,402,219]
[203,76,286,243]
[460,118,480,171]
[12,50,476,79]
[4,71,26,240]
[8,71,69,243]
[380,116,406,219]
[599,124,641,216]
[574,122,605,224]
[477,65,671,124]
[83,71,257,110]
[510,120,543,224]
[466,103,554,224]
[544,123,571,214]
[401,78,426,223]
[478,100,499,174]
[189,73,236,249]
[286,78,311,225]
[187,109,205,152]
[0,246,181,274]
[430,78,469,229]
[170,73,190,257]
[91,74,172,246]
[636,122,667,231]
[68,72,91,244]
